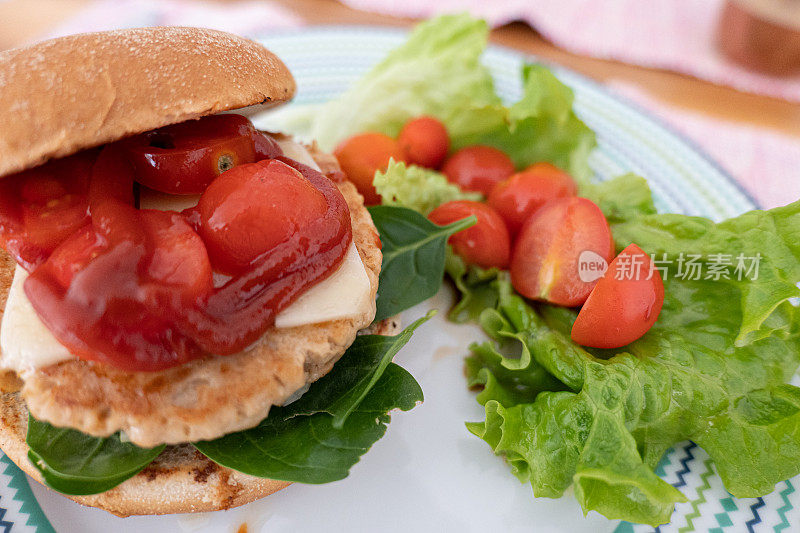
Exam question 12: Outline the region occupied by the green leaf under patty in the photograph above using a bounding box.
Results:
[193,315,429,483]
[26,417,164,496]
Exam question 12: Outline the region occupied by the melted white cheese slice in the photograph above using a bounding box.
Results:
[0,141,371,372]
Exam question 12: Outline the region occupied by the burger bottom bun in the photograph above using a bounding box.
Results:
[0,315,401,517]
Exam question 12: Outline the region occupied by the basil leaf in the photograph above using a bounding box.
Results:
[26,416,165,496]
[194,317,427,483]
[369,205,475,321]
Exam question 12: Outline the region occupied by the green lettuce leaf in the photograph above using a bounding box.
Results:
[459,199,800,525]
[194,316,429,483]
[288,14,595,180]
[26,417,164,496]
[579,173,657,224]
[374,160,481,215]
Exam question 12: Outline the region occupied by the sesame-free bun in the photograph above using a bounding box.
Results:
[0,26,296,179]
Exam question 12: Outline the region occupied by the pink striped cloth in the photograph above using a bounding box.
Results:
[39,0,800,209]
[342,0,800,104]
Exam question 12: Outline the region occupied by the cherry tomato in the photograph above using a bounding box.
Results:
[334,133,404,205]
[488,163,577,237]
[441,146,515,195]
[0,151,95,271]
[428,200,510,269]
[398,116,449,169]
[140,210,213,300]
[124,114,258,194]
[571,244,664,348]
[197,159,329,275]
[510,197,614,307]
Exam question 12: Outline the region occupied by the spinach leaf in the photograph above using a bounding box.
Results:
[369,205,475,321]
[26,416,164,496]
[194,316,428,483]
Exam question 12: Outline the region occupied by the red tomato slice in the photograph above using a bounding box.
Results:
[124,114,258,194]
[428,200,510,269]
[197,159,329,275]
[334,133,405,205]
[571,244,664,348]
[140,210,213,300]
[510,197,614,306]
[0,151,95,271]
[488,163,577,237]
[398,116,450,169]
[441,146,515,195]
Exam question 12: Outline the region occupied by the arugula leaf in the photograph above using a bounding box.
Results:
[374,160,481,215]
[26,416,164,496]
[369,205,475,321]
[194,317,428,483]
[277,14,595,180]
[460,199,800,525]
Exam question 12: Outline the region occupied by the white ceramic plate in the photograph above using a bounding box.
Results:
[4,27,797,533]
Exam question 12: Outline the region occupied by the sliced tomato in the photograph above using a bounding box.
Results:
[428,200,510,269]
[334,132,404,205]
[0,151,95,271]
[398,116,450,169]
[510,197,614,306]
[571,244,664,348]
[251,130,283,160]
[140,210,213,300]
[441,146,515,195]
[124,114,258,194]
[197,159,329,275]
[488,163,577,237]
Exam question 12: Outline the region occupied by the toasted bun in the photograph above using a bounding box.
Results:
[0,27,295,179]
[0,314,400,517]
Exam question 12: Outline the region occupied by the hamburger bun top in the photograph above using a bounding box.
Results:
[0,26,296,179]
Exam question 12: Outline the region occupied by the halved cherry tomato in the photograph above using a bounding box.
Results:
[140,210,213,299]
[441,146,515,195]
[197,159,329,275]
[488,163,577,237]
[0,151,95,271]
[510,197,614,306]
[124,114,258,194]
[334,132,404,205]
[428,200,510,269]
[398,116,450,169]
[571,244,664,348]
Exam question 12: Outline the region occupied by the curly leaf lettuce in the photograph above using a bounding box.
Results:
[459,192,800,525]
[278,14,595,181]
[374,160,480,215]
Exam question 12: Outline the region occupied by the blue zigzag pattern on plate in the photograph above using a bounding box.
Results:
[745,497,765,532]
[673,442,697,490]
[0,502,15,533]
[0,453,55,532]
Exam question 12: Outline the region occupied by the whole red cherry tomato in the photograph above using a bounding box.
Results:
[334,133,404,205]
[510,197,614,307]
[571,243,664,349]
[428,200,510,269]
[441,146,515,195]
[488,163,577,237]
[197,159,329,275]
[398,116,450,169]
[124,114,259,194]
[0,151,95,271]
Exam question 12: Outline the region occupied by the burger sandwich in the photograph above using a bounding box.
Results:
[0,27,427,516]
